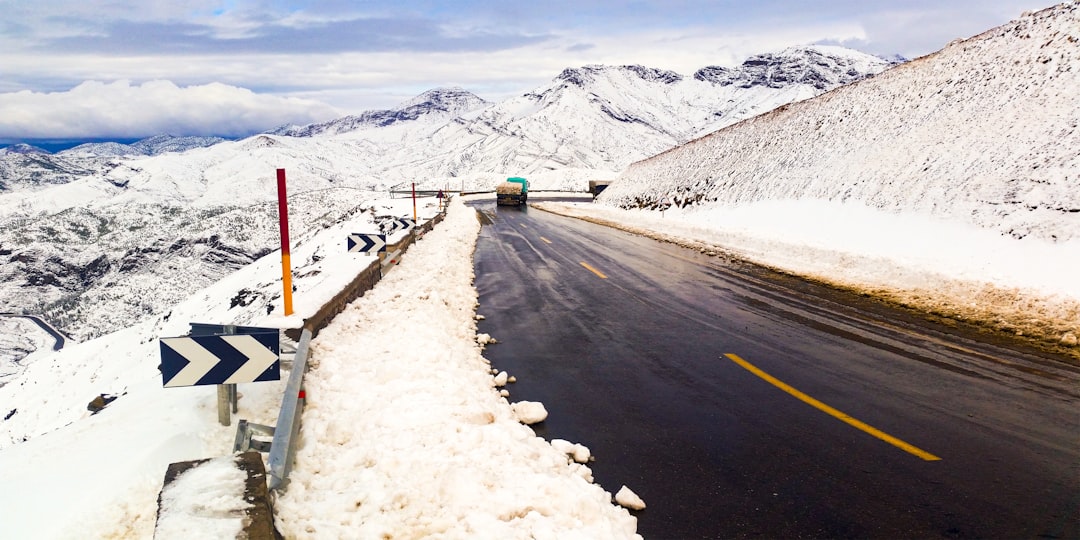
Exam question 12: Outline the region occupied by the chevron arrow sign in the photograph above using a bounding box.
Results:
[391,218,415,233]
[347,233,386,254]
[160,331,280,387]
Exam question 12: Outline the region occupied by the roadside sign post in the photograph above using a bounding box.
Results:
[217,386,232,425]
[412,182,418,223]
[277,169,294,316]
[160,324,281,426]
[216,325,236,425]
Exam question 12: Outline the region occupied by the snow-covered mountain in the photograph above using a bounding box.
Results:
[0,149,106,192]
[695,45,896,90]
[267,45,896,180]
[0,144,50,155]
[0,45,892,345]
[57,134,228,157]
[0,135,228,192]
[268,87,491,137]
[599,3,1079,244]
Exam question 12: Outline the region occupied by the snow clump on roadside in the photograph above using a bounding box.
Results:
[511,401,549,424]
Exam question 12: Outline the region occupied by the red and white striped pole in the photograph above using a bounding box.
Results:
[277,168,294,316]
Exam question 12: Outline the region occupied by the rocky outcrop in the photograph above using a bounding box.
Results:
[694,45,899,90]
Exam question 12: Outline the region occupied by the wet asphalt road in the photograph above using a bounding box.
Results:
[470,199,1079,539]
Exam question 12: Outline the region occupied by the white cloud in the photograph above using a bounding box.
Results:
[0,80,342,138]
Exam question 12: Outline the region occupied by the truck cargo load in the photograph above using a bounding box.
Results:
[496,177,528,206]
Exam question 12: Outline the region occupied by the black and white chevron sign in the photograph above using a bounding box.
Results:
[160,331,280,388]
[347,233,386,253]
[390,218,415,233]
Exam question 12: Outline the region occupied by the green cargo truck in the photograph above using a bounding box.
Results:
[496,177,529,206]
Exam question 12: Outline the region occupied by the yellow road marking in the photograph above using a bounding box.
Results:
[580,262,608,279]
[520,223,529,229]
[540,237,552,244]
[724,353,941,461]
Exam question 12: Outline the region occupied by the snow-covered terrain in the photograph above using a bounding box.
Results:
[0,197,641,538]
[272,198,639,538]
[0,4,1077,536]
[0,316,55,385]
[591,2,1079,354]
[0,44,889,356]
[57,134,228,158]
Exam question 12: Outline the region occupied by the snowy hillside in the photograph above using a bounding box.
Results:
[0,189,376,342]
[0,148,108,191]
[600,5,1079,244]
[0,198,642,538]
[586,3,1079,351]
[0,135,228,192]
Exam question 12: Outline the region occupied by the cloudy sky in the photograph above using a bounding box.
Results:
[0,0,1051,141]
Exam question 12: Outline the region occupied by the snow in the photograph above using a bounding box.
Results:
[510,401,551,425]
[155,456,250,540]
[0,5,1077,538]
[0,197,640,539]
[273,198,637,538]
[535,197,1080,351]
[615,486,647,511]
[551,439,593,464]
[584,3,1080,350]
[0,317,54,385]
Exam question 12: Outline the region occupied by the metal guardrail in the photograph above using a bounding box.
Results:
[168,210,454,540]
[232,211,448,490]
[267,327,311,491]
[234,327,312,491]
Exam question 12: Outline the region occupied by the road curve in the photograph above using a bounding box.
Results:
[0,313,66,351]
[471,200,1079,539]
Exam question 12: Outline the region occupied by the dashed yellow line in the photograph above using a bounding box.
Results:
[580,262,608,279]
[540,237,552,244]
[724,353,941,461]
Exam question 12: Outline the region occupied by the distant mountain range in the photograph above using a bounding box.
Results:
[268,87,492,137]
[0,135,228,158]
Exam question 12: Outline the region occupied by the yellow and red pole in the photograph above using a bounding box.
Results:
[277,168,294,316]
